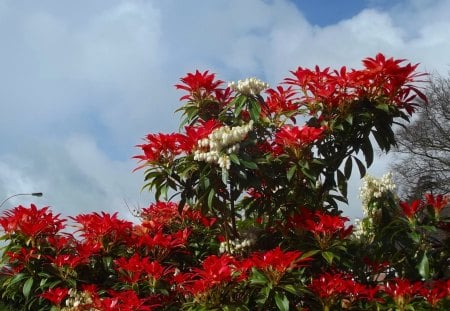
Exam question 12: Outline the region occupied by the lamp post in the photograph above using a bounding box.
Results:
[0,192,43,209]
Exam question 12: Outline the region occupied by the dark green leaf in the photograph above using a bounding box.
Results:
[361,138,374,167]
[287,165,297,181]
[250,268,269,285]
[229,153,240,165]
[337,169,348,198]
[417,252,430,280]
[274,292,289,311]
[23,277,33,299]
[344,156,352,179]
[249,101,262,122]
[353,156,366,178]
[321,251,334,265]
[240,159,258,169]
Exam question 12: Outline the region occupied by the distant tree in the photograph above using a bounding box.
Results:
[392,74,450,199]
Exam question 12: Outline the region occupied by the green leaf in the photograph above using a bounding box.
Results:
[249,101,262,122]
[337,169,348,198]
[250,268,269,285]
[280,284,300,296]
[300,249,320,259]
[321,251,334,265]
[240,159,258,169]
[274,292,289,311]
[376,103,390,112]
[344,156,352,179]
[222,168,229,184]
[287,165,297,181]
[256,286,271,305]
[361,139,374,167]
[208,189,215,209]
[417,252,430,280]
[353,156,366,178]
[229,153,240,165]
[22,277,33,299]
[345,113,353,125]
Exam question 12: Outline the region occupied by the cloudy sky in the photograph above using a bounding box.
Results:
[0,0,449,221]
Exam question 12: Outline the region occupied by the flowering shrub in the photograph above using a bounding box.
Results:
[1,54,449,310]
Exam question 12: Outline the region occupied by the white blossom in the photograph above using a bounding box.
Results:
[194,121,253,170]
[228,77,269,95]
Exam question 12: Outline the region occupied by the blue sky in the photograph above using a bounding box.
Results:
[0,0,449,220]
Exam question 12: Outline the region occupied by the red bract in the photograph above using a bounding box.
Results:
[114,253,167,284]
[310,272,378,305]
[273,125,325,154]
[175,70,225,102]
[384,278,423,307]
[40,287,69,305]
[424,193,449,215]
[140,201,216,231]
[264,86,299,115]
[183,254,241,297]
[101,290,156,311]
[360,53,427,114]
[249,246,308,274]
[302,211,352,237]
[133,227,190,260]
[48,253,86,269]
[180,119,222,152]
[284,53,427,114]
[71,212,133,249]
[134,132,185,170]
[0,204,65,237]
[5,247,38,272]
[420,280,449,307]
[399,199,423,219]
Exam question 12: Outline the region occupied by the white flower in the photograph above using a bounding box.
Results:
[228,77,269,95]
[194,121,253,170]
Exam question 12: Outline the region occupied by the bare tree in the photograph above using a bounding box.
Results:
[391,74,450,199]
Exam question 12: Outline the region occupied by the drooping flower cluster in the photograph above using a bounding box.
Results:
[228,77,269,95]
[359,172,397,214]
[193,121,254,169]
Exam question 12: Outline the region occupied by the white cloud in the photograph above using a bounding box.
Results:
[1,0,449,220]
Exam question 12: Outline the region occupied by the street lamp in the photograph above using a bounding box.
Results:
[0,192,43,209]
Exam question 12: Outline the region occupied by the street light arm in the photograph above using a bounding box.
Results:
[0,192,43,209]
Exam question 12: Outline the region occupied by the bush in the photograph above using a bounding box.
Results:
[1,54,448,310]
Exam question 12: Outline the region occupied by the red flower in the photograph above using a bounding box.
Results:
[134,132,185,168]
[0,204,65,237]
[114,253,168,284]
[424,193,449,215]
[48,253,86,269]
[273,125,325,154]
[175,70,225,102]
[71,212,133,249]
[182,254,242,297]
[180,119,221,152]
[302,210,352,237]
[249,246,308,274]
[100,290,156,311]
[399,199,423,219]
[40,287,69,305]
[384,278,423,306]
[420,280,449,307]
[264,86,299,115]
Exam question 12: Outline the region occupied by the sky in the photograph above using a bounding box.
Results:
[0,0,449,221]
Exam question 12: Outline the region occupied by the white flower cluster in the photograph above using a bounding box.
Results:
[219,237,255,254]
[62,289,97,311]
[228,77,269,95]
[352,218,364,239]
[359,172,396,215]
[194,121,254,170]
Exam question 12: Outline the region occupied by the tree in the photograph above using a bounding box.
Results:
[392,74,450,198]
